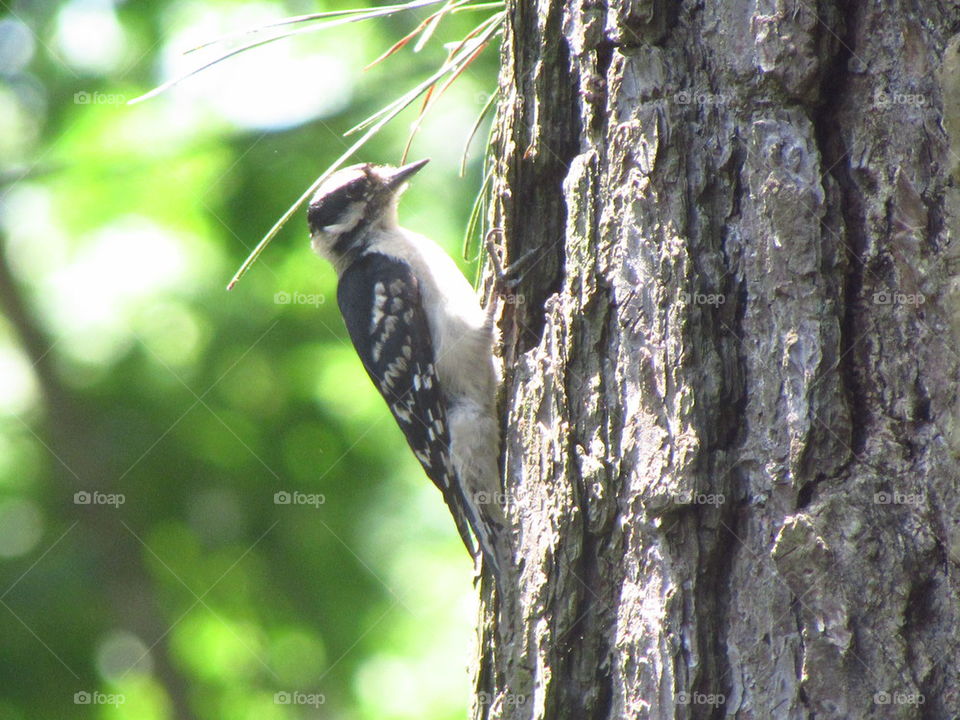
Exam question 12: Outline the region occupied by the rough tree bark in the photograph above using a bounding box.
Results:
[476,1,960,718]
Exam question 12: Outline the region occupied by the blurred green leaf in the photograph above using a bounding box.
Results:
[0,1,497,718]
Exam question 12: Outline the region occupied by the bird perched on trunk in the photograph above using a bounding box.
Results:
[307,158,508,584]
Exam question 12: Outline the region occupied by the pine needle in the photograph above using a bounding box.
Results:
[365,0,475,69]
[412,5,446,51]
[138,0,505,288]
[344,13,503,137]
[450,1,504,11]
[226,17,504,290]
[465,162,493,267]
[184,6,382,54]
[130,0,448,105]
[460,88,497,176]
[400,37,490,161]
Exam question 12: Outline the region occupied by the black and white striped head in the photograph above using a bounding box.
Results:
[308,159,429,265]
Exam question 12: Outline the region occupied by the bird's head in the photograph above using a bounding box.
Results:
[307,158,429,266]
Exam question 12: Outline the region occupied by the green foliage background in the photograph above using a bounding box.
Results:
[0,1,498,718]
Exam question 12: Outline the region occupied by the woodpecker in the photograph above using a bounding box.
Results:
[307,158,507,582]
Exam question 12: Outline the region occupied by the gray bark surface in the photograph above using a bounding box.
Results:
[475,1,960,718]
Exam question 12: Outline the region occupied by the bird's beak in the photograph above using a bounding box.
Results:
[385,158,430,190]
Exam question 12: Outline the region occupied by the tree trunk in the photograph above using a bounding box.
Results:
[478,1,960,718]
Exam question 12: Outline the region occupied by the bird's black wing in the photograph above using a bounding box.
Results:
[337,251,476,556]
